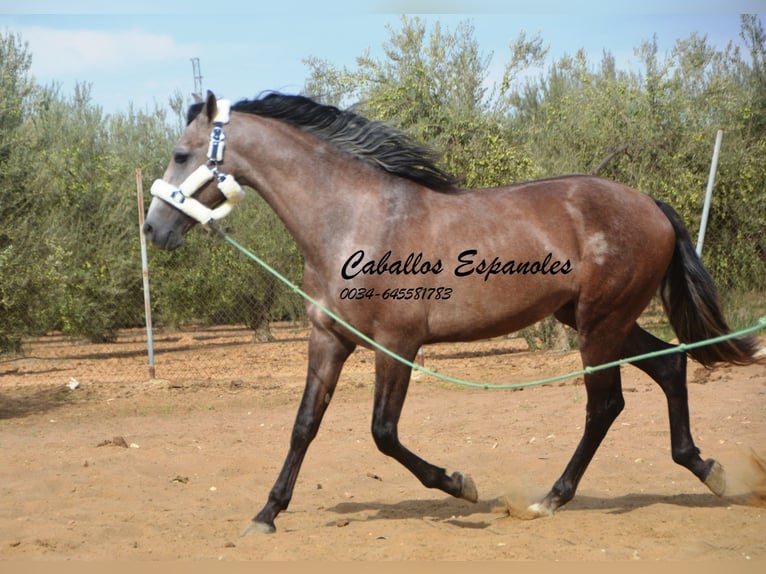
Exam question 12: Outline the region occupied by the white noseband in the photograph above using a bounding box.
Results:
[150,99,245,225]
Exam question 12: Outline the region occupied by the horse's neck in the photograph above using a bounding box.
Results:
[234,115,380,267]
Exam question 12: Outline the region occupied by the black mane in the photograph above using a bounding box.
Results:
[189,93,458,192]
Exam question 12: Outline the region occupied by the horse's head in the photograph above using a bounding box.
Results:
[143,91,245,250]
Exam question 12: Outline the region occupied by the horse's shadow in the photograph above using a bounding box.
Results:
[326,497,499,529]
[325,491,753,529]
[568,491,751,515]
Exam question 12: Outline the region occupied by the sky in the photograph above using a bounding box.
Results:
[0,0,764,116]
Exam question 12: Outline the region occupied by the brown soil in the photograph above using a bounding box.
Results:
[1,327,764,561]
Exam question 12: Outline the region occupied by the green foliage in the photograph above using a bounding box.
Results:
[305,16,538,187]
[504,16,766,294]
[148,194,304,338]
[0,34,179,348]
[0,233,66,352]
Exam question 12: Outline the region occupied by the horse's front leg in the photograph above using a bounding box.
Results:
[245,327,354,535]
[371,350,478,503]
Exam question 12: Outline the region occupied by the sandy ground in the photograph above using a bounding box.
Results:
[1,325,764,561]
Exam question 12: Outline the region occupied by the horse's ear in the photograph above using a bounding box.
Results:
[205,91,217,123]
[192,93,203,104]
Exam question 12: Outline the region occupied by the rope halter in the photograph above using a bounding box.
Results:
[150,99,245,225]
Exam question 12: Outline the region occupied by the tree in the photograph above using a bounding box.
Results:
[14,85,146,341]
[305,16,537,188]
[0,31,33,186]
[505,17,765,294]
[0,31,47,352]
[1,56,182,349]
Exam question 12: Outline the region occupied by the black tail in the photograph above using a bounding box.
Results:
[655,200,761,367]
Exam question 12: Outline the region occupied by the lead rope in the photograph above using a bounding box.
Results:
[209,223,766,391]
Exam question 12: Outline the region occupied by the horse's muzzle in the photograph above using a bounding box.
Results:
[143,195,194,250]
[142,219,186,250]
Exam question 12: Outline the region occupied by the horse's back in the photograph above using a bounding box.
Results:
[498,175,675,259]
[444,175,673,260]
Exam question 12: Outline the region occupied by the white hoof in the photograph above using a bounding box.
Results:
[703,459,726,497]
[454,472,478,503]
[526,502,554,518]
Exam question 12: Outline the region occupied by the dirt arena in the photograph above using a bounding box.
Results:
[1,325,764,561]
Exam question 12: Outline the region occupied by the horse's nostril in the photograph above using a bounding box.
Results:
[143,221,153,235]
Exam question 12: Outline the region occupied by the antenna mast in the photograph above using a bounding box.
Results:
[191,58,203,95]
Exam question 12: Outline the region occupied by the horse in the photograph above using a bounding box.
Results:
[143,91,760,534]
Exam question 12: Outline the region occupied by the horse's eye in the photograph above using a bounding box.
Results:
[174,150,190,164]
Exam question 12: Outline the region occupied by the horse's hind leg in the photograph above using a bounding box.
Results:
[371,349,478,503]
[622,324,725,495]
[246,326,355,534]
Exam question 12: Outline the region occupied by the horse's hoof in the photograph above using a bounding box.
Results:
[240,520,276,536]
[703,459,726,497]
[526,501,554,518]
[456,472,479,502]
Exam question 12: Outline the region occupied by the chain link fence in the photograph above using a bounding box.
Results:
[0,189,305,390]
